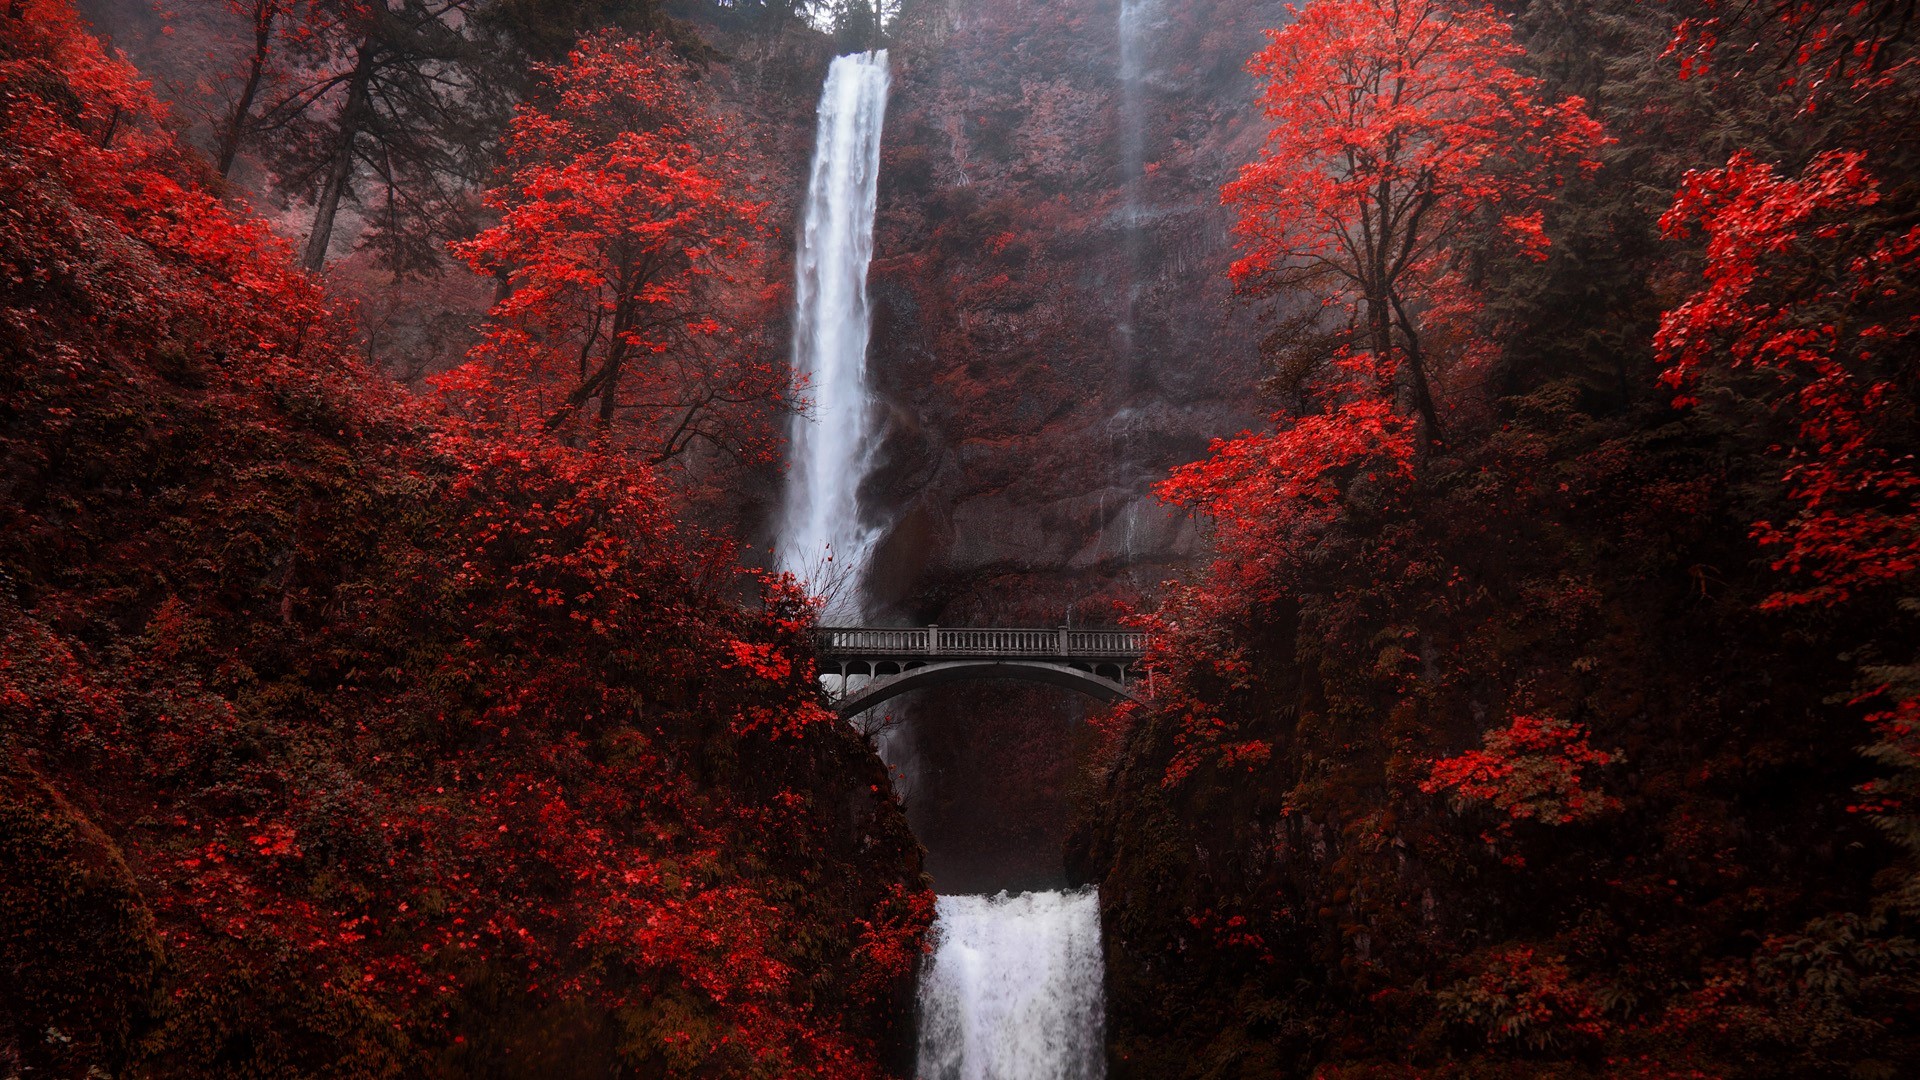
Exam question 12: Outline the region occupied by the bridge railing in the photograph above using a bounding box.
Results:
[816,627,927,654]
[815,625,1146,659]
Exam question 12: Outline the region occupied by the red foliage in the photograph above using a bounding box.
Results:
[1225,0,1601,285]
[1150,352,1414,785]
[1420,715,1620,830]
[1667,0,1920,102]
[846,883,939,1007]
[1655,150,1920,609]
[1223,0,1604,434]
[1161,353,1416,603]
[445,31,785,468]
[1436,945,1608,1049]
[1,5,928,1073]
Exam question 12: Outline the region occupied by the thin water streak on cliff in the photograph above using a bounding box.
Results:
[1108,0,1159,563]
[1116,0,1149,360]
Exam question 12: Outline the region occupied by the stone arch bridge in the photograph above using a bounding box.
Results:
[814,625,1149,718]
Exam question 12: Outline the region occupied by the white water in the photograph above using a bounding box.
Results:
[916,889,1107,1080]
[777,51,892,621]
[779,50,1107,1080]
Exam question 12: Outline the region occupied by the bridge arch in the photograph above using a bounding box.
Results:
[816,624,1149,719]
[830,659,1144,719]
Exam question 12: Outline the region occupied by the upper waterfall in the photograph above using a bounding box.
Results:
[777,50,892,621]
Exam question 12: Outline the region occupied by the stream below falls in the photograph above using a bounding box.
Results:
[915,889,1107,1080]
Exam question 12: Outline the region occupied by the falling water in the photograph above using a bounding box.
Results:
[916,889,1107,1080]
[778,51,892,621]
[1107,2,1154,563]
[780,49,1108,1080]
[1115,0,1148,365]
[1117,0,1148,203]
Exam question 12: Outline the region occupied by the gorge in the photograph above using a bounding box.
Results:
[7,0,1920,1077]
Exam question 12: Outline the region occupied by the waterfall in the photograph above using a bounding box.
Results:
[916,889,1107,1080]
[780,50,1108,1080]
[777,51,892,622]
[1107,1,1154,564]
[1116,0,1147,365]
[1117,0,1148,203]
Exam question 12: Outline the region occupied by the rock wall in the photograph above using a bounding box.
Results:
[861,0,1279,621]
[851,0,1284,891]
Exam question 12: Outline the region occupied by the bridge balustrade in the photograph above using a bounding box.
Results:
[815,625,1145,659]
[813,625,1151,717]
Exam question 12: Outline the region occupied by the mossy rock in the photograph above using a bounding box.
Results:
[0,765,163,1076]
[131,959,415,1080]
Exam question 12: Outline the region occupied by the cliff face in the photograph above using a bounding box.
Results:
[71,0,1287,905]
[840,0,1280,893]
[861,0,1279,622]
[67,0,1277,608]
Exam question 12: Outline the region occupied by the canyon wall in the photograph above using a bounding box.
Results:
[863,0,1276,621]
[853,0,1282,891]
[72,0,1293,896]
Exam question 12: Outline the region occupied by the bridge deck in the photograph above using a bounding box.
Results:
[814,625,1149,716]
[815,625,1144,662]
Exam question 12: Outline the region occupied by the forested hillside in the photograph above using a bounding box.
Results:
[0,4,928,1075]
[1075,1,1920,1075]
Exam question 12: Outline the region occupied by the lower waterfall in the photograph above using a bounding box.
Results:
[915,889,1107,1080]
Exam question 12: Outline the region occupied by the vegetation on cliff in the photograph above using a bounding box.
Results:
[1079,0,1920,1075]
[0,4,928,1076]
[15,0,1920,1073]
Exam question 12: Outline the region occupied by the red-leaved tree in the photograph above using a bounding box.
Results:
[444,32,784,467]
[1149,351,1416,784]
[2,5,929,1072]
[1655,146,1920,912]
[1141,0,1602,784]
[1655,149,1920,611]
[1222,0,1604,439]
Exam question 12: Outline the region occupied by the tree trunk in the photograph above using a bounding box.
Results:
[590,303,633,428]
[595,348,624,427]
[546,331,628,431]
[1368,176,1398,384]
[1388,290,1442,442]
[1368,169,1441,444]
[1367,291,1395,375]
[214,0,276,178]
[301,36,376,272]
